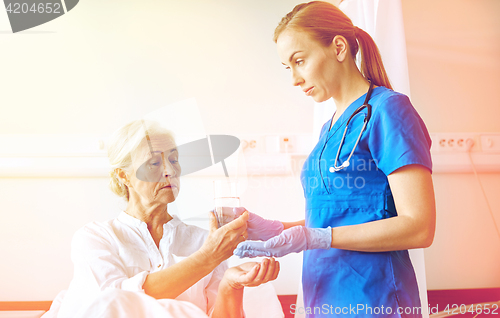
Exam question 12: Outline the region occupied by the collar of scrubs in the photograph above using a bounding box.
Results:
[118,211,182,231]
[327,86,382,139]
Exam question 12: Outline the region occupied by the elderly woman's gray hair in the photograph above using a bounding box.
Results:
[107,120,175,201]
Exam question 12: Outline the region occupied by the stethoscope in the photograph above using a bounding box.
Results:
[318,81,374,185]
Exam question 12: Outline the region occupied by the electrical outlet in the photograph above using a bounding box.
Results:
[432,133,477,152]
[241,138,258,152]
[279,136,295,153]
[480,134,500,153]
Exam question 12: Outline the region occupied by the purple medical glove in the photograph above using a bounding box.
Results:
[233,207,284,241]
[233,226,332,258]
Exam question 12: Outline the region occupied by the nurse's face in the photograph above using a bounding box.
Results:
[277,29,340,103]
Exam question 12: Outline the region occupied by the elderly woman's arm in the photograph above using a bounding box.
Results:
[143,212,249,299]
[211,259,280,318]
[142,250,220,299]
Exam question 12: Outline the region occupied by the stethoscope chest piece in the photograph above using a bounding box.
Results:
[326,81,374,174]
[329,160,350,173]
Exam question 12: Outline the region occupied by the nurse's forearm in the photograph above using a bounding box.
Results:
[143,250,217,299]
[282,219,305,230]
[330,214,433,252]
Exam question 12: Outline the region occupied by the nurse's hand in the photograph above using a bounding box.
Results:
[234,226,332,258]
[233,207,284,241]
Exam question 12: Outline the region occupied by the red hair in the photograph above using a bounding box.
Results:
[274,1,392,90]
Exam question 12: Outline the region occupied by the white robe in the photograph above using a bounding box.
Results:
[55,212,226,318]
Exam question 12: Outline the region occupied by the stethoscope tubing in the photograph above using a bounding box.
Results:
[317,81,374,192]
[332,119,368,172]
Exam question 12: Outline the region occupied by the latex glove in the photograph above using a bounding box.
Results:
[233,207,284,241]
[233,226,332,258]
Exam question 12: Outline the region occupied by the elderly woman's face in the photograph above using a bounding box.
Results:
[128,134,181,205]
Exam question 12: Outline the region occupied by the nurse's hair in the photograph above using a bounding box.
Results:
[274,1,392,90]
[107,119,175,201]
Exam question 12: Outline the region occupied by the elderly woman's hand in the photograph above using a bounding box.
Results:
[222,258,280,290]
[199,211,249,266]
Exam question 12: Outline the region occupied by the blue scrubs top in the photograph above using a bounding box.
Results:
[300,87,432,318]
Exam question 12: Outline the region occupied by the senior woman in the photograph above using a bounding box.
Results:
[56,120,279,318]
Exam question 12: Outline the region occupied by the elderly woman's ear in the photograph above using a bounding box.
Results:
[116,168,130,187]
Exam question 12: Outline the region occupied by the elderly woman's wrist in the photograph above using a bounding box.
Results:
[194,248,222,269]
[221,274,244,291]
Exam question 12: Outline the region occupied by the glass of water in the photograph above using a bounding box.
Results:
[213,180,240,228]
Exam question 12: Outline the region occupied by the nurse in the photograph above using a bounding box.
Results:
[234,1,436,317]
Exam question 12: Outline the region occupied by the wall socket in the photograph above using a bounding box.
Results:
[480,134,500,153]
[432,133,478,152]
[241,139,258,152]
[279,136,295,153]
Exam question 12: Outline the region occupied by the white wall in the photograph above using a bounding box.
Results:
[402,0,500,133]
[0,178,122,300]
[0,0,312,136]
[0,0,499,301]
[426,173,500,289]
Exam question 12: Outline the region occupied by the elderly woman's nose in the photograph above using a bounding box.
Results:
[162,158,177,177]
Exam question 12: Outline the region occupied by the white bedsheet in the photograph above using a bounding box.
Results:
[40,289,207,318]
[39,282,284,318]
